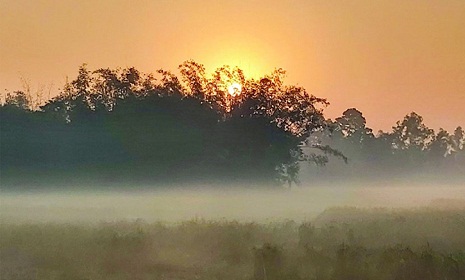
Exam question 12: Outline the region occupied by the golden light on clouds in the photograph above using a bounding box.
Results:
[1,0,464,131]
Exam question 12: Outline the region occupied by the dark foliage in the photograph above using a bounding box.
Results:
[0,62,332,188]
[1,208,464,279]
[307,108,465,183]
[2,63,463,188]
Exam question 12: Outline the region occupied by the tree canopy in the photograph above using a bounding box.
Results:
[0,61,338,188]
[1,62,463,189]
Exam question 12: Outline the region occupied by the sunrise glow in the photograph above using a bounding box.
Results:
[227,82,242,97]
[1,2,464,278]
[1,0,464,130]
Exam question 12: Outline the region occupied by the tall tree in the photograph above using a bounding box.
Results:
[388,112,435,169]
[179,60,208,99]
[391,112,434,152]
[333,108,374,149]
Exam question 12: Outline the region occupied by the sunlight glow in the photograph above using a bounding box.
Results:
[227,82,242,97]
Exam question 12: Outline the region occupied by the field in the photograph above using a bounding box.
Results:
[1,186,464,280]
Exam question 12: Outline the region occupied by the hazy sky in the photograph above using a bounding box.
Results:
[1,0,464,131]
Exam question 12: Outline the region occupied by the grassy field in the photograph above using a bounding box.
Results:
[1,206,464,280]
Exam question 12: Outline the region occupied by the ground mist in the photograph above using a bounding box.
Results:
[1,185,464,280]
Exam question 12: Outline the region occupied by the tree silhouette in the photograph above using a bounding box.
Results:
[0,61,340,188]
[334,108,373,146]
[391,112,435,152]
[4,91,30,110]
[179,60,208,99]
[1,62,463,188]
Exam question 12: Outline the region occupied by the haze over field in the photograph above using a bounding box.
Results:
[1,1,465,278]
[2,184,464,224]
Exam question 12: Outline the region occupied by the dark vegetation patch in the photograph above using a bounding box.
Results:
[2,62,463,190]
[1,208,464,280]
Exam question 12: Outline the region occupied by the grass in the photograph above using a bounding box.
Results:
[0,207,464,280]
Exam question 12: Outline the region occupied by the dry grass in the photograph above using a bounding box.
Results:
[1,208,464,280]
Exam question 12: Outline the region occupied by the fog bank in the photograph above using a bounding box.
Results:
[1,183,464,224]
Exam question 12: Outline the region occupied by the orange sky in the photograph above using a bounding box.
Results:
[1,0,464,132]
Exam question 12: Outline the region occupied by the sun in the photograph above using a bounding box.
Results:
[227,82,242,97]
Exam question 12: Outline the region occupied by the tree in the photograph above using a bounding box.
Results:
[4,91,30,110]
[175,62,340,186]
[451,126,464,153]
[179,60,208,99]
[333,108,373,146]
[391,112,434,152]
[450,126,465,166]
[429,129,452,160]
[1,61,345,187]
[386,112,435,169]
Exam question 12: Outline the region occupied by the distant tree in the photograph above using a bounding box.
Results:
[156,69,183,96]
[385,112,434,169]
[331,108,375,160]
[451,126,464,153]
[429,129,453,160]
[71,63,92,96]
[450,126,465,165]
[334,108,373,142]
[305,108,372,180]
[370,130,397,163]
[4,91,30,110]
[391,112,435,152]
[179,60,208,99]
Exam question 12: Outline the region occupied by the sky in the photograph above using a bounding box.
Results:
[1,0,464,132]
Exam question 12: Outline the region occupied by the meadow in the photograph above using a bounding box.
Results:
[1,201,464,280]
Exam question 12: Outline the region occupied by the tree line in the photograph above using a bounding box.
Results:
[1,61,342,188]
[307,108,464,183]
[1,61,463,188]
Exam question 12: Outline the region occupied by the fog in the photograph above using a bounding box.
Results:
[2,183,465,280]
[1,183,464,224]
